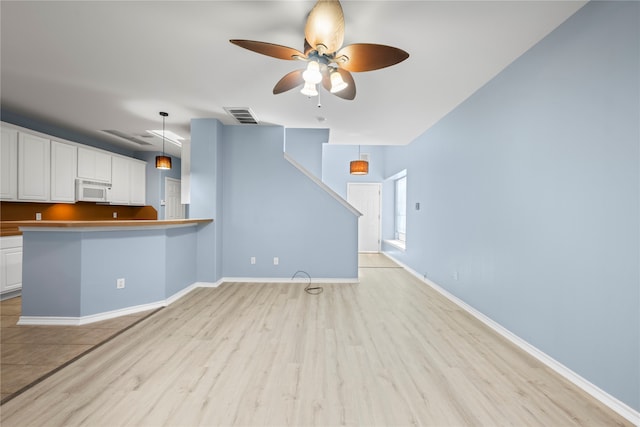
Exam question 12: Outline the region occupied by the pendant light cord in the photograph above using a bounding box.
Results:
[161,112,166,156]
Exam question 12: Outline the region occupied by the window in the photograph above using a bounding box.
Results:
[395,175,407,242]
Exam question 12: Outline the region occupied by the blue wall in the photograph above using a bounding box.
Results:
[190,118,223,283]
[134,151,182,219]
[382,1,639,410]
[322,144,386,199]
[21,226,200,318]
[220,124,358,279]
[284,128,328,179]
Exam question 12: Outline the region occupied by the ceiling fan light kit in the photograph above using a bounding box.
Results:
[329,70,348,93]
[230,0,408,101]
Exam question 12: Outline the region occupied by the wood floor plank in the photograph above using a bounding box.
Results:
[0,257,632,426]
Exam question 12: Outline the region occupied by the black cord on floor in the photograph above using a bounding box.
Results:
[291,270,323,295]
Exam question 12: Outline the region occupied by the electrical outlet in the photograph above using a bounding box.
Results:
[116,278,125,289]
[273,257,279,265]
[113,212,117,219]
[35,212,42,221]
[250,257,256,265]
[453,271,459,281]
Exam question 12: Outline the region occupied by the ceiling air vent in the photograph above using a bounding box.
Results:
[101,130,153,146]
[224,107,259,125]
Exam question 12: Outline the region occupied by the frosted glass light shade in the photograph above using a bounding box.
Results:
[302,61,322,84]
[301,81,318,97]
[330,71,348,93]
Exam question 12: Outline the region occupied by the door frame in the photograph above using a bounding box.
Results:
[347,182,382,253]
[164,177,185,220]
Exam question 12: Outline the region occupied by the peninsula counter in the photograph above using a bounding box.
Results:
[14,219,214,325]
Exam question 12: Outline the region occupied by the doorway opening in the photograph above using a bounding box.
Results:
[347,182,381,253]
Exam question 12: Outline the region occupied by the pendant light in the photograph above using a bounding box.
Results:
[350,145,368,175]
[155,112,172,170]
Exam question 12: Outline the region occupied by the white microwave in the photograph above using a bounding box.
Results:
[76,179,111,202]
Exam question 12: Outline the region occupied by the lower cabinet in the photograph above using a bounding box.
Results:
[0,236,22,297]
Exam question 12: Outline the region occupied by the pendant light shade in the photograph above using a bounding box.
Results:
[155,111,172,170]
[155,155,172,170]
[350,160,369,175]
[350,145,369,175]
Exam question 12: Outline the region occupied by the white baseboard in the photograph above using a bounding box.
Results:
[220,277,358,284]
[15,276,344,327]
[382,252,640,426]
[18,300,165,326]
[195,280,224,288]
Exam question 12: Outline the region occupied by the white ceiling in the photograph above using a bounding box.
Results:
[0,1,586,158]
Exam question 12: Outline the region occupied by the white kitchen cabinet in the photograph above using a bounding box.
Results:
[50,140,77,202]
[77,146,111,183]
[130,160,146,205]
[0,236,22,297]
[110,156,130,204]
[110,157,146,205]
[0,127,18,200]
[18,132,50,201]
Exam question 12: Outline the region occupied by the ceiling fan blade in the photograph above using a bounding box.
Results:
[273,70,305,94]
[230,39,304,60]
[304,39,313,55]
[336,43,410,72]
[304,0,345,53]
[322,68,356,100]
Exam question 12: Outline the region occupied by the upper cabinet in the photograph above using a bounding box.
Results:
[77,146,111,183]
[1,122,147,206]
[110,156,130,204]
[0,128,18,200]
[50,140,78,202]
[129,161,146,205]
[110,156,146,206]
[18,133,50,201]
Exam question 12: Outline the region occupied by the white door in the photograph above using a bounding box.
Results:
[347,183,381,253]
[165,177,185,219]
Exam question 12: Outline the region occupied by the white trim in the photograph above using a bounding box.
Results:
[18,301,165,326]
[14,276,359,326]
[382,252,640,426]
[384,239,406,251]
[284,152,362,217]
[164,283,198,306]
[194,280,224,288]
[385,169,407,182]
[221,277,358,284]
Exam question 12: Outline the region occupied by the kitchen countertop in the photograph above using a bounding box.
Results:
[7,218,212,232]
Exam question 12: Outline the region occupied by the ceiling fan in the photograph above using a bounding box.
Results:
[230,0,409,100]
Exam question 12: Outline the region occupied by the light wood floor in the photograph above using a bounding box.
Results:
[0,297,156,402]
[0,254,631,426]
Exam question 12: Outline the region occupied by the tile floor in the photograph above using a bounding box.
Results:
[0,297,158,403]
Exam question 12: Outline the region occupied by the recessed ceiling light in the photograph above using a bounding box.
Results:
[146,129,184,147]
